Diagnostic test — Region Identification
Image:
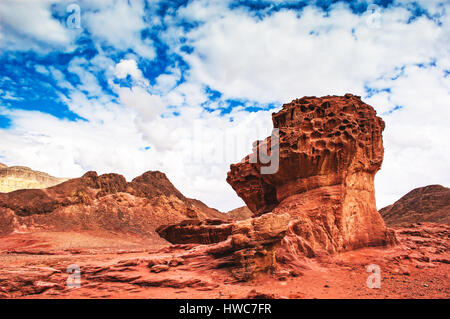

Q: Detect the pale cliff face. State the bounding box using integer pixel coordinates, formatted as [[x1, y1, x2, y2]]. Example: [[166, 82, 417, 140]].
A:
[[0, 165, 67, 193], [227, 95, 393, 257]]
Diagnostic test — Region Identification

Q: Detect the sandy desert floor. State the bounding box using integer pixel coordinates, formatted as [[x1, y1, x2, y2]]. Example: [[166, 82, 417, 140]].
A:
[[0, 223, 448, 299]]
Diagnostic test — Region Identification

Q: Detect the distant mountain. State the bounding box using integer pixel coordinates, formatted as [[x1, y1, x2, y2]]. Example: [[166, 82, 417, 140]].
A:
[[0, 164, 67, 193], [380, 185, 450, 225]]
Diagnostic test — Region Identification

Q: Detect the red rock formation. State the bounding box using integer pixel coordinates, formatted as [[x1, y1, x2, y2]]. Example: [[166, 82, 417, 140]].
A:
[[187, 198, 226, 220], [227, 94, 395, 257], [226, 206, 253, 220], [156, 219, 233, 245], [0, 170, 228, 238], [157, 213, 290, 280], [210, 213, 290, 281], [380, 185, 450, 225]]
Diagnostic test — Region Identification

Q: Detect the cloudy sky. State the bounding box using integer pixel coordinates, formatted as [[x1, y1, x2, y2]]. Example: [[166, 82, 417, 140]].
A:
[[0, 0, 449, 212]]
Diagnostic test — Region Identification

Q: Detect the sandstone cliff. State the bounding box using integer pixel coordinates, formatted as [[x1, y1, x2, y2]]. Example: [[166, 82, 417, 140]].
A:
[[227, 94, 395, 259], [380, 185, 450, 225], [0, 164, 67, 193]]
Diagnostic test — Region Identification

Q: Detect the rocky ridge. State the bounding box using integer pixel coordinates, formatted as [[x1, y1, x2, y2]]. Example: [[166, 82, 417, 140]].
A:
[[380, 185, 450, 226], [0, 170, 228, 241]]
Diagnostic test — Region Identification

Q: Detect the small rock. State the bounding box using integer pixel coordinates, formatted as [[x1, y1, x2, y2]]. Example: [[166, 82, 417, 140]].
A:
[[35, 281, 59, 288], [290, 270, 303, 277], [399, 266, 410, 276], [168, 257, 184, 267], [247, 289, 278, 299], [150, 264, 169, 273]]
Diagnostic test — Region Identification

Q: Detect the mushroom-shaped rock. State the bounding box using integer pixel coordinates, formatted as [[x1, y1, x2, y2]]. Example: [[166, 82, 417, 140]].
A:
[[227, 94, 396, 257]]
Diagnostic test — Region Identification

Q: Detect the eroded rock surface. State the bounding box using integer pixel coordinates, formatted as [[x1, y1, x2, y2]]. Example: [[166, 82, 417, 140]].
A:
[[156, 219, 233, 245], [227, 94, 395, 257], [158, 213, 290, 280]]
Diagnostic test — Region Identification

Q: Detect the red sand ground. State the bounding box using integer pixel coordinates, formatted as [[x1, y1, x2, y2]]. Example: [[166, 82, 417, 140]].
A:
[[0, 223, 448, 299]]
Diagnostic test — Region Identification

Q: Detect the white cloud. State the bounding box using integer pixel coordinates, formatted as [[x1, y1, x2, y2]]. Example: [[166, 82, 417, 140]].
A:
[[114, 59, 142, 79], [116, 86, 165, 121], [372, 64, 450, 207], [83, 0, 156, 59], [0, 0, 76, 52], [113, 58, 149, 86], [68, 57, 103, 97], [34, 65, 50, 75], [169, 0, 450, 209], [175, 2, 443, 104], [0, 108, 149, 179], [153, 67, 181, 94]]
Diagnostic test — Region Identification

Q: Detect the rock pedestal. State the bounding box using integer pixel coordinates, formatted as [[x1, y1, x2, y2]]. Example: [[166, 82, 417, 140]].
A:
[[227, 94, 395, 257]]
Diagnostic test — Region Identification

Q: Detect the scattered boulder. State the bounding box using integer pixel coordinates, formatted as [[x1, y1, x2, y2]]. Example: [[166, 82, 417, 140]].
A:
[[156, 219, 233, 245], [158, 213, 290, 281], [168, 257, 184, 267], [150, 264, 170, 273], [247, 289, 280, 299]]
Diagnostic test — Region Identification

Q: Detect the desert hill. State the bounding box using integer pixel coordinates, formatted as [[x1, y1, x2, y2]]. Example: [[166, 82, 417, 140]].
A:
[[380, 185, 450, 225], [0, 170, 229, 242]]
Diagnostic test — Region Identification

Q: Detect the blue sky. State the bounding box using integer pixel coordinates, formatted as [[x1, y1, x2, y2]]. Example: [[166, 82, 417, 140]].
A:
[[0, 0, 449, 211]]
